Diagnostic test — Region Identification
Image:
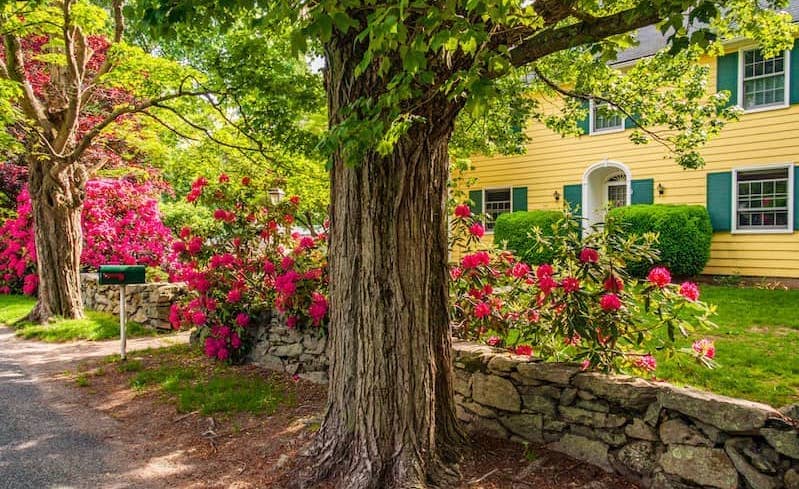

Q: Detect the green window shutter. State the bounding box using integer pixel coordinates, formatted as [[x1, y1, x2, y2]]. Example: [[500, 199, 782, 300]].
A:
[[578, 100, 590, 135], [716, 52, 739, 107], [794, 166, 799, 231], [563, 184, 582, 216], [707, 172, 732, 232], [512, 187, 528, 212], [468, 189, 483, 216], [631, 178, 654, 205], [791, 40, 799, 105], [624, 116, 636, 130]]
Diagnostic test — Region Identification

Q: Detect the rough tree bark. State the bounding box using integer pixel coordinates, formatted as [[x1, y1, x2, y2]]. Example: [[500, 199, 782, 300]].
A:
[[301, 33, 465, 489], [26, 157, 87, 322]]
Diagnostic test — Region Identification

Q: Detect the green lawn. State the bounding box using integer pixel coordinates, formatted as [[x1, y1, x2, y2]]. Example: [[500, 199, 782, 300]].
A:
[[0, 294, 158, 342], [651, 285, 799, 407]]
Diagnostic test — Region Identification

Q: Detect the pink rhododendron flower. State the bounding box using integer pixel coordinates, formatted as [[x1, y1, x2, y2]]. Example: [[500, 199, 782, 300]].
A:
[[216, 347, 229, 361], [168, 304, 182, 329], [647, 267, 671, 288], [230, 333, 242, 349], [538, 275, 557, 295], [692, 338, 715, 359], [191, 310, 207, 326], [172, 241, 186, 253], [281, 256, 295, 270], [536, 264, 553, 279], [235, 313, 250, 327], [21, 274, 38, 296], [514, 345, 533, 356], [286, 316, 298, 329], [308, 293, 328, 325], [454, 204, 471, 218], [474, 301, 491, 319], [486, 336, 501, 346], [227, 288, 242, 303], [188, 237, 203, 255], [527, 309, 540, 323], [510, 262, 530, 278], [450, 267, 463, 280], [468, 223, 485, 238], [263, 260, 275, 274], [680, 281, 700, 301], [579, 247, 599, 263], [299, 237, 315, 250], [580, 359, 591, 371], [634, 355, 657, 372], [561, 277, 580, 293], [599, 293, 622, 312]]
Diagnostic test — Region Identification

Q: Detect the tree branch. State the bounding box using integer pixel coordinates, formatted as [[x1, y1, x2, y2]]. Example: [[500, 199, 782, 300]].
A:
[[508, 5, 663, 67], [532, 67, 675, 152], [70, 88, 210, 160], [54, 0, 85, 153], [2, 33, 55, 136]]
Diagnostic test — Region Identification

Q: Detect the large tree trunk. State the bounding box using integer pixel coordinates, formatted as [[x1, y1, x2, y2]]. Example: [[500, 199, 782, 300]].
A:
[[301, 36, 464, 489], [26, 156, 86, 322]]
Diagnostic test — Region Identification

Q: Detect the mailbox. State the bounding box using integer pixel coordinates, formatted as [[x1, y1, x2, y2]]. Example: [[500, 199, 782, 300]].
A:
[[98, 265, 146, 285]]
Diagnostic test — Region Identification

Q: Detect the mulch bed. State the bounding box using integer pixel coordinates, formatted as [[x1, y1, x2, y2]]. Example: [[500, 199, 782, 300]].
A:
[[68, 349, 639, 489]]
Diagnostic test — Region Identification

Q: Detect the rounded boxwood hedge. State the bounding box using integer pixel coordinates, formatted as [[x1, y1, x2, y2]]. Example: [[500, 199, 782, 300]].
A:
[[493, 210, 562, 265], [607, 204, 712, 278]]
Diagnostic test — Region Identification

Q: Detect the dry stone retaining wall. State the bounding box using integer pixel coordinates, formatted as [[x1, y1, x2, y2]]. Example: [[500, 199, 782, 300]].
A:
[[79, 273, 185, 330], [245, 314, 329, 384], [452, 340, 799, 489]]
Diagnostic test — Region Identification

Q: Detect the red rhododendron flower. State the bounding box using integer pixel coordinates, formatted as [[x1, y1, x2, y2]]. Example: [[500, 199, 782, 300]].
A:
[[526, 309, 540, 323], [511, 262, 530, 278], [461, 251, 490, 269], [564, 333, 581, 346], [308, 292, 328, 325], [633, 354, 657, 372], [191, 310, 207, 326], [450, 267, 463, 280], [599, 293, 622, 311], [647, 266, 671, 288], [227, 288, 242, 303], [289, 195, 300, 205], [235, 313, 250, 327], [286, 316, 298, 329], [679, 281, 700, 301], [579, 247, 599, 263], [188, 237, 203, 255], [454, 204, 471, 218], [561, 277, 580, 293], [218, 174, 230, 183], [603, 275, 624, 293], [22, 274, 38, 296], [241, 176, 251, 186], [468, 223, 485, 238], [514, 345, 533, 356], [486, 336, 501, 346], [692, 338, 715, 359], [538, 275, 557, 295], [179, 226, 191, 239], [474, 301, 491, 318], [536, 264, 553, 279], [172, 241, 186, 253]]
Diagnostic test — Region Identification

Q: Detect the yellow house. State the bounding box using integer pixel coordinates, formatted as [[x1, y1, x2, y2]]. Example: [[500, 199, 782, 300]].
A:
[[464, 21, 799, 279]]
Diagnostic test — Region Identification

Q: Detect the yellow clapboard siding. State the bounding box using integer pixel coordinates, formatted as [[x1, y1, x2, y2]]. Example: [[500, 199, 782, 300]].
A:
[[461, 54, 799, 278]]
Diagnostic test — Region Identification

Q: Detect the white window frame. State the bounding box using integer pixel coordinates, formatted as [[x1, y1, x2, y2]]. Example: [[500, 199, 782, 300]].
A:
[[482, 187, 513, 234], [737, 46, 790, 114], [604, 172, 629, 209], [731, 163, 794, 235], [589, 100, 626, 135]]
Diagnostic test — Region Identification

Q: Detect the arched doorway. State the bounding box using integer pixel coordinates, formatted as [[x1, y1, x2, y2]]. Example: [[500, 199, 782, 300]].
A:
[[582, 160, 632, 230]]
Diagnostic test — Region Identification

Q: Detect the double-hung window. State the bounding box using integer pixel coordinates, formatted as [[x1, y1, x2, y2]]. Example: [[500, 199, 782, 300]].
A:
[[741, 48, 789, 111], [734, 165, 793, 232], [483, 188, 511, 232], [590, 101, 624, 134]]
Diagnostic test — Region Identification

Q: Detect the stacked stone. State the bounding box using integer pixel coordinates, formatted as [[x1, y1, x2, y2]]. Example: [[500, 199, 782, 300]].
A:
[[246, 314, 329, 384], [79, 274, 186, 330], [452, 340, 799, 489]]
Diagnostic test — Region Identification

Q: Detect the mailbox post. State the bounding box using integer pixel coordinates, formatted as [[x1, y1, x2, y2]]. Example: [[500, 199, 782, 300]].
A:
[[98, 265, 146, 360]]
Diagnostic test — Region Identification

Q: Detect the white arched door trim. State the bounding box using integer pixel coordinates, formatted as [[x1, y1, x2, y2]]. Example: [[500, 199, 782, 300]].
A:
[[581, 159, 632, 232]]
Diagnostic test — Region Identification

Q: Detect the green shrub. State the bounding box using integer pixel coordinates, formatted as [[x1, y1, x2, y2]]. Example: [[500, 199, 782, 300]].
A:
[[493, 210, 562, 265], [608, 204, 712, 278], [159, 200, 222, 236]]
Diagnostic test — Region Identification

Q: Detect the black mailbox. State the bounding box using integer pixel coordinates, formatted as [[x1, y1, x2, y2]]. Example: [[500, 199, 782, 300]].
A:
[[98, 265, 146, 285]]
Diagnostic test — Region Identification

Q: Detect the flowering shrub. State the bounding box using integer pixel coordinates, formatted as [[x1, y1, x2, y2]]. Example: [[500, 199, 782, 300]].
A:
[[170, 175, 328, 362], [0, 178, 176, 295], [450, 207, 717, 375]]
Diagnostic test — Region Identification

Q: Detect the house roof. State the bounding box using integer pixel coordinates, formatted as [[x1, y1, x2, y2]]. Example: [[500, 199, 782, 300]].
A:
[[612, 2, 799, 65]]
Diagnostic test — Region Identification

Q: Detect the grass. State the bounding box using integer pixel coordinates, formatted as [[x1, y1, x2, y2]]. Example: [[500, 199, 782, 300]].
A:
[[119, 344, 290, 416], [650, 285, 799, 407], [0, 294, 158, 342]]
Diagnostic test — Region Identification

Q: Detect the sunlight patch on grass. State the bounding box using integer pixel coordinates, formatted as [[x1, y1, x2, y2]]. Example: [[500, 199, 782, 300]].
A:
[[1, 294, 158, 342]]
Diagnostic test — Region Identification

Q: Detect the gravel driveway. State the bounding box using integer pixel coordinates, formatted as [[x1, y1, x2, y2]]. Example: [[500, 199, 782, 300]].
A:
[[0, 327, 189, 489]]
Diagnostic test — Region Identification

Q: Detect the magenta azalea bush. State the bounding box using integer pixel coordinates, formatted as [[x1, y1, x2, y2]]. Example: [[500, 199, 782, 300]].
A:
[[0, 178, 176, 295], [450, 205, 717, 375], [169, 175, 328, 362]]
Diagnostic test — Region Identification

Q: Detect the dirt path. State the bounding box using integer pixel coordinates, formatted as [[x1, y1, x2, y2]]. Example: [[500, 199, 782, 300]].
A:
[[0, 327, 189, 489]]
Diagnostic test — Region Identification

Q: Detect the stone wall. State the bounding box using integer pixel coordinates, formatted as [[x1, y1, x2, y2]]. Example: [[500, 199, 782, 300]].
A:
[[245, 314, 328, 384], [80, 274, 186, 330], [452, 340, 799, 489]]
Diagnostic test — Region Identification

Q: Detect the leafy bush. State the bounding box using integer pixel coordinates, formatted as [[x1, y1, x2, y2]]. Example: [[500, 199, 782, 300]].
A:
[[450, 206, 717, 374], [608, 205, 712, 278], [159, 200, 222, 237], [170, 174, 328, 363], [493, 210, 562, 265]]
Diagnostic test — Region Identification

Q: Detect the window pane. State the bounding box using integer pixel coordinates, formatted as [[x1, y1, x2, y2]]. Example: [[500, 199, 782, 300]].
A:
[[735, 167, 791, 230], [484, 188, 511, 231]]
